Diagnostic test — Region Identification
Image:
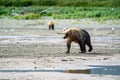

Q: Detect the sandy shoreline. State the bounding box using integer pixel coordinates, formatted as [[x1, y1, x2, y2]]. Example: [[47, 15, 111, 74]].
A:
[[0, 54, 120, 80], [0, 19, 120, 80]]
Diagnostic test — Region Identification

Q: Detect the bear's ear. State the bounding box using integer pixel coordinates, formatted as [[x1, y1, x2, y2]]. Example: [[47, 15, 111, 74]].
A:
[[67, 30, 72, 35], [63, 28, 71, 34]]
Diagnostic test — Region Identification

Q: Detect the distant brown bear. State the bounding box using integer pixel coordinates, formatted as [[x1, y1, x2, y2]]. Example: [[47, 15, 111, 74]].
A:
[[63, 28, 93, 54], [48, 21, 54, 30]]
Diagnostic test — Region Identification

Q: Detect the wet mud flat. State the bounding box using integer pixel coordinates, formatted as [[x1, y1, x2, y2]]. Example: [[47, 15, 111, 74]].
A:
[[0, 29, 120, 58], [0, 19, 120, 80]]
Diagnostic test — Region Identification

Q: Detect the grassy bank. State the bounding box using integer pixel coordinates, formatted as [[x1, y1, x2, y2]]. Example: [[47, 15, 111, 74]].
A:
[[0, 0, 120, 7], [0, 6, 120, 20]]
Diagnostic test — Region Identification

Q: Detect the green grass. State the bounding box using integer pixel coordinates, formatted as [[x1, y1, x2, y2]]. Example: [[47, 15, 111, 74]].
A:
[[51, 7, 120, 20], [0, 0, 120, 7], [0, 6, 120, 20]]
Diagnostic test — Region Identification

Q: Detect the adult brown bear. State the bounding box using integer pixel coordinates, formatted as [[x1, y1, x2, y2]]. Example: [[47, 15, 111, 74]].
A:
[[63, 28, 93, 54], [48, 21, 54, 30]]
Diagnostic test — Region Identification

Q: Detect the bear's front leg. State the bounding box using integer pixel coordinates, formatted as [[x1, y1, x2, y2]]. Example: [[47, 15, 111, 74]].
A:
[[52, 24, 54, 30], [66, 42, 71, 54], [49, 25, 51, 30]]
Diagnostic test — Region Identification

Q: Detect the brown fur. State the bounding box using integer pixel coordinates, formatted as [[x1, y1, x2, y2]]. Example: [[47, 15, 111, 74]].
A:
[[48, 21, 54, 30], [63, 28, 93, 54]]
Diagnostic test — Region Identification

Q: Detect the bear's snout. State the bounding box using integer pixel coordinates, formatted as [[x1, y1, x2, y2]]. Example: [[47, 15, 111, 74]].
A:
[[63, 33, 68, 39], [63, 36, 66, 39], [63, 35, 68, 39]]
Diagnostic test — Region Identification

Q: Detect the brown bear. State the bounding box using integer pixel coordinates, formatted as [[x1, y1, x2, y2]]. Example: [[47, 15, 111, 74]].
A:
[[48, 21, 54, 30], [63, 28, 93, 54]]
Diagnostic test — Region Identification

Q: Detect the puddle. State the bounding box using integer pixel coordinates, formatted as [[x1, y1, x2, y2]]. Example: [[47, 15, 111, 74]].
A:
[[0, 65, 119, 75], [89, 65, 120, 75], [68, 65, 120, 75], [0, 36, 120, 40], [0, 36, 120, 43], [67, 65, 120, 75], [0, 36, 64, 44], [0, 36, 62, 39], [0, 36, 119, 41]]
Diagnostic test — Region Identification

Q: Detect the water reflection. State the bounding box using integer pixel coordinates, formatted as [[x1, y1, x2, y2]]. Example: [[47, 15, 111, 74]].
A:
[[66, 69, 90, 74]]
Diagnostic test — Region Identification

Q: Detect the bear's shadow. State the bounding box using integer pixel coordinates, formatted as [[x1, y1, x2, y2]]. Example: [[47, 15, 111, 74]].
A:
[[69, 52, 109, 56]]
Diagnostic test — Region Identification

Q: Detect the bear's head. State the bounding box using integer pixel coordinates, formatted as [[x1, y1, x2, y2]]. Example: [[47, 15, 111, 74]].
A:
[[63, 28, 72, 39], [48, 21, 54, 26], [63, 28, 81, 40]]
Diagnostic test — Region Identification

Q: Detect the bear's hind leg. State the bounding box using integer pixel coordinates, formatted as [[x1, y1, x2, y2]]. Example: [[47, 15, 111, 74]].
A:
[[79, 42, 86, 53], [86, 40, 93, 52], [83, 42, 86, 52]]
